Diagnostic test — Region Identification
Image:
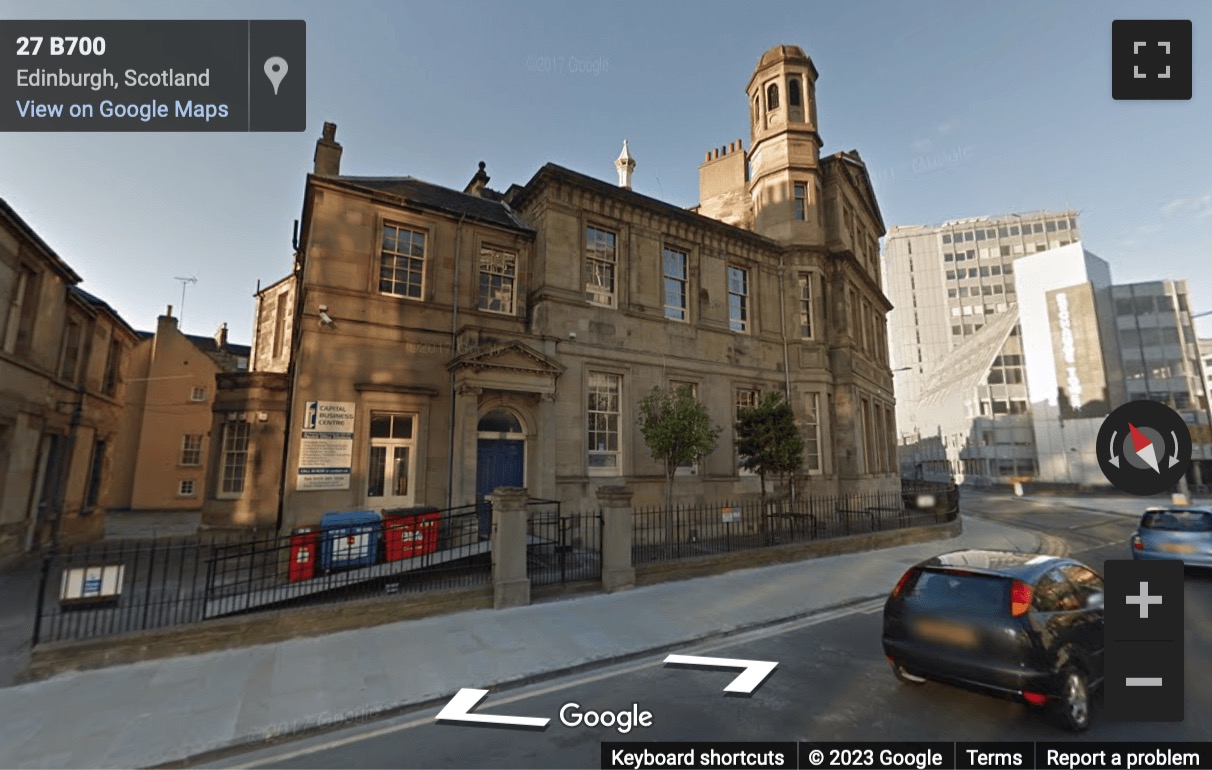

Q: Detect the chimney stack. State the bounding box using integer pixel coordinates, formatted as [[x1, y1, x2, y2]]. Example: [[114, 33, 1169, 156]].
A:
[[615, 140, 635, 190], [157, 305, 179, 336], [313, 122, 342, 176], [215, 322, 228, 350]]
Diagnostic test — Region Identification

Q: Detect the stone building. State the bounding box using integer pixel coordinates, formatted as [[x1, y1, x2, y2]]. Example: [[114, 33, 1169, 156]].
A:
[[0, 199, 139, 562], [203, 45, 899, 532], [109, 309, 250, 513]]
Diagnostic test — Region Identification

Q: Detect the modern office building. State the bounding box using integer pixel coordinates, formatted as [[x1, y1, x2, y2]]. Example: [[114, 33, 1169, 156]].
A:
[[1199, 338, 1212, 410], [884, 210, 1081, 483], [888, 223, 1212, 487], [1111, 280, 1212, 483], [1013, 244, 1123, 486]]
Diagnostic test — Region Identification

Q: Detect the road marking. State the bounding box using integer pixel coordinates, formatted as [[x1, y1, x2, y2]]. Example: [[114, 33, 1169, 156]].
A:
[[224, 597, 884, 768], [662, 655, 778, 694], [1127, 677, 1163, 687], [434, 688, 549, 728]]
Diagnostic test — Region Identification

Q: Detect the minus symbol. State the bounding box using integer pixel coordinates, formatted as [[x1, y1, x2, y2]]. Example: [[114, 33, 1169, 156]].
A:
[[1126, 677, 1164, 687]]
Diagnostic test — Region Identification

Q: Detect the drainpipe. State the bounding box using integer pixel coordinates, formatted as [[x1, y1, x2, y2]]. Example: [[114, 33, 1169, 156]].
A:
[[48, 385, 85, 552], [778, 255, 795, 510], [446, 212, 468, 510], [277, 226, 305, 535]]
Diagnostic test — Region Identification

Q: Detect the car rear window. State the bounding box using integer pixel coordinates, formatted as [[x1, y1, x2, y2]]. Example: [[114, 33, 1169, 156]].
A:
[[1141, 511, 1212, 532], [905, 569, 1008, 615]]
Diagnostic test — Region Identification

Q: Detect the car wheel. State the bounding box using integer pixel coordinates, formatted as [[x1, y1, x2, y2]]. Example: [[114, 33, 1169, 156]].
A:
[[1052, 667, 1090, 732], [890, 661, 926, 685]]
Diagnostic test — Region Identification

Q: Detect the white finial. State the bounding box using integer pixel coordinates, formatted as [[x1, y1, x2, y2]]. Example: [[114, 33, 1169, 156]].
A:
[[615, 139, 635, 189]]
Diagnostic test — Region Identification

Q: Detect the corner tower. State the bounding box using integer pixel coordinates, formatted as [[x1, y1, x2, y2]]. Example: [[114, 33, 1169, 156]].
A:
[[746, 45, 823, 244]]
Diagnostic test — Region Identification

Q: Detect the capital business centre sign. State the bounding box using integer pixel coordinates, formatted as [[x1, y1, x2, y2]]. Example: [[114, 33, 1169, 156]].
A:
[[1046, 285, 1110, 419], [297, 401, 355, 491]]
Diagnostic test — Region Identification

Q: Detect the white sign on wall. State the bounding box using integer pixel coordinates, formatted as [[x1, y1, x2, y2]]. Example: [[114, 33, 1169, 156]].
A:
[[1054, 292, 1084, 411], [297, 401, 355, 491]]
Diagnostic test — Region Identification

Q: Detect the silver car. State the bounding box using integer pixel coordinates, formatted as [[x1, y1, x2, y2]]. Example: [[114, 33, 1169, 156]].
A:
[[1130, 507, 1212, 567]]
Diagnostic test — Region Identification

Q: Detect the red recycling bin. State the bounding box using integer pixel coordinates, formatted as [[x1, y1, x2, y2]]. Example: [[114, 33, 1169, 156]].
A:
[[289, 526, 318, 582], [383, 509, 441, 561]]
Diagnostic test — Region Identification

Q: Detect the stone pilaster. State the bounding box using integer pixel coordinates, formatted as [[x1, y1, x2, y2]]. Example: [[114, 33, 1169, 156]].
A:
[[596, 485, 635, 592], [451, 384, 480, 506], [490, 486, 530, 609], [533, 392, 557, 500]]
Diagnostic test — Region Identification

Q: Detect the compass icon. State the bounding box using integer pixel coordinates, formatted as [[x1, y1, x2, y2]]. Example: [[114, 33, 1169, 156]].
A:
[[1098, 400, 1192, 495]]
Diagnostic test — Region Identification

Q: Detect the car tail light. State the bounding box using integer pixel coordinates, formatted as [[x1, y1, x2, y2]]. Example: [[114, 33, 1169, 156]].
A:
[[1022, 691, 1047, 706], [1010, 580, 1033, 617], [892, 569, 916, 598], [1132, 533, 1143, 550]]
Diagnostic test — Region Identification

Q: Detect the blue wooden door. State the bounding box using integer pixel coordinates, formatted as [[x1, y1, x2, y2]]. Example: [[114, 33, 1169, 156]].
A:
[[476, 439, 524, 535]]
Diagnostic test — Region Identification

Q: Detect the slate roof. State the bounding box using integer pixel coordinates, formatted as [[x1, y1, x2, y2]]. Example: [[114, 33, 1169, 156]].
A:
[[0, 197, 82, 283], [323, 175, 532, 232], [506, 163, 779, 250], [134, 329, 251, 361], [69, 287, 138, 337]]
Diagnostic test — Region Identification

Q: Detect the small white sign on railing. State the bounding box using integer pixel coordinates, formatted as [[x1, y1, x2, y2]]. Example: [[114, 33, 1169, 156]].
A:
[[60, 565, 125, 603], [721, 507, 741, 523], [915, 494, 936, 509]]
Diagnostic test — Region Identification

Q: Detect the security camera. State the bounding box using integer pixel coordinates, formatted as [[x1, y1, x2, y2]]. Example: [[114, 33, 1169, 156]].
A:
[[568, 331, 576, 339], [318, 310, 334, 326]]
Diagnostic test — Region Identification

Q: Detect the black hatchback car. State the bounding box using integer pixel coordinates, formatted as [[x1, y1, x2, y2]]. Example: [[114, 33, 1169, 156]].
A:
[[882, 550, 1105, 731]]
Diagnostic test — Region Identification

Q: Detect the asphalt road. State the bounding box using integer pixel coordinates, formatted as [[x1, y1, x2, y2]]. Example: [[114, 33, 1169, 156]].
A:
[[211, 495, 1212, 769]]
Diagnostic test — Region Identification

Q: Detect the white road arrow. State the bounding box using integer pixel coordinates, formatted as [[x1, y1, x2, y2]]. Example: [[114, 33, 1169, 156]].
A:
[[663, 654, 778, 694], [434, 688, 550, 728]]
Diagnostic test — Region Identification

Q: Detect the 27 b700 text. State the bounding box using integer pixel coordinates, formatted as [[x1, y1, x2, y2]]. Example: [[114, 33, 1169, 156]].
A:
[[16, 37, 107, 56]]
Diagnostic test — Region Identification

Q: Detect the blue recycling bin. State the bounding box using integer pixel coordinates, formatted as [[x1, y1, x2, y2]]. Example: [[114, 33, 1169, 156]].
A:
[[319, 510, 382, 571]]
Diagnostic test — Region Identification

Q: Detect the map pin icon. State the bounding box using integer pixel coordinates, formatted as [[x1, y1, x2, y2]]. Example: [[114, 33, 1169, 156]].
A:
[[264, 56, 288, 95]]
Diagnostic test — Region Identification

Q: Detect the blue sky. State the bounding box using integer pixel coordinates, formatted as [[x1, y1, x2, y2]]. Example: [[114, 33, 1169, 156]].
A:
[[4, 0, 1211, 343]]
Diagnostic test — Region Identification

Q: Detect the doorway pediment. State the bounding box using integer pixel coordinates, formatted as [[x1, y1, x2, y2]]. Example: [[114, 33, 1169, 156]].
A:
[[448, 340, 563, 395]]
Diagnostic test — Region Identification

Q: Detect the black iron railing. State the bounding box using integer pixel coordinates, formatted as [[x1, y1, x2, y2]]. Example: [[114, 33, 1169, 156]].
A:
[[32, 504, 491, 645], [631, 481, 959, 566]]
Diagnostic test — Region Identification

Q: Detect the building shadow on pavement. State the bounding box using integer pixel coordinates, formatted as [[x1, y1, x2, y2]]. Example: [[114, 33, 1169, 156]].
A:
[[0, 565, 38, 688]]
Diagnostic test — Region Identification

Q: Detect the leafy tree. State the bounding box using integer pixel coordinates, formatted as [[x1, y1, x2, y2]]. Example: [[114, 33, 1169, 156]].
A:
[[736, 391, 804, 529], [637, 385, 721, 518]]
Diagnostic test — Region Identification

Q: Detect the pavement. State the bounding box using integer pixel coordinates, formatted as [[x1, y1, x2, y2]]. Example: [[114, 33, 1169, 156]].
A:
[[0, 514, 1053, 770]]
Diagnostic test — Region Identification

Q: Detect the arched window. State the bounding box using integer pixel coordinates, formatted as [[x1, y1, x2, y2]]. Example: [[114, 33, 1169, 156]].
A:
[[766, 83, 780, 110], [753, 95, 760, 122], [788, 78, 801, 107], [478, 409, 522, 434]]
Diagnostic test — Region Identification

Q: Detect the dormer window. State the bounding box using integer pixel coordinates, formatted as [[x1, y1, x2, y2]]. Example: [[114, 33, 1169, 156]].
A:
[[766, 83, 780, 110], [789, 78, 801, 107]]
